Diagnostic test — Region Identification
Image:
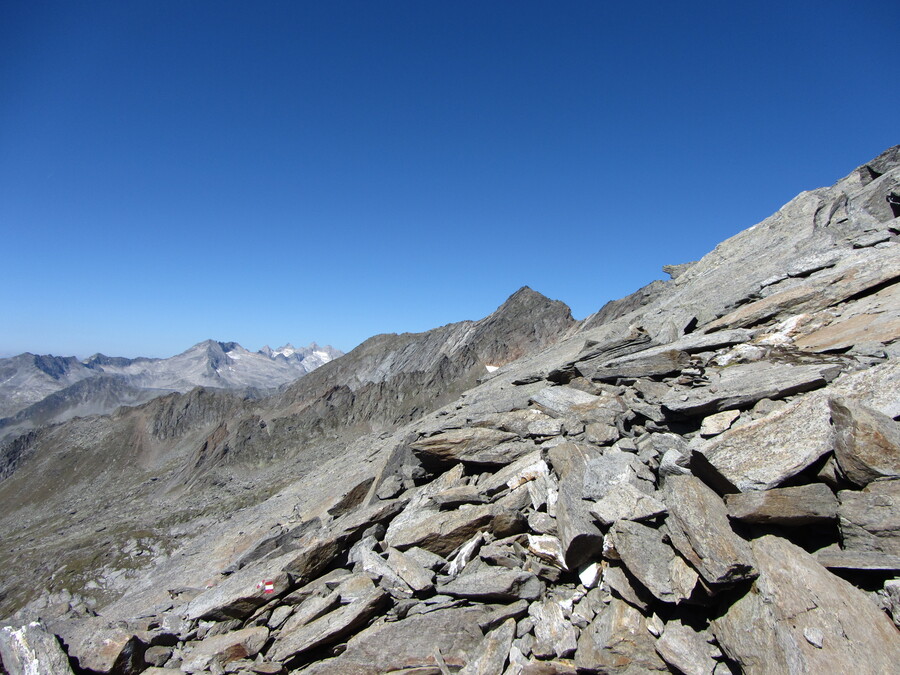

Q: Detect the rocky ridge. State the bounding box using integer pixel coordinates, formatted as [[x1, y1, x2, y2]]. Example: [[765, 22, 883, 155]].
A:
[[0, 341, 342, 446], [1, 147, 900, 673]]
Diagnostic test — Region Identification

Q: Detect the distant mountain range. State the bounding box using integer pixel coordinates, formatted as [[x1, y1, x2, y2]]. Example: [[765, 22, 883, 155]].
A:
[[0, 340, 341, 443]]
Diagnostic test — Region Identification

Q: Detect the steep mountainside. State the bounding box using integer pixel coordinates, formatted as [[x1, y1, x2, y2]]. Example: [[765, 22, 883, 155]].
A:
[[1, 147, 899, 674]]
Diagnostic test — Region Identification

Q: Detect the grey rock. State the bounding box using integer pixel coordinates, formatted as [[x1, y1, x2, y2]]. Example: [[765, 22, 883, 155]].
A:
[[459, 618, 516, 675], [601, 564, 654, 612], [386, 547, 435, 593], [530, 386, 602, 418], [838, 479, 900, 556], [385, 501, 496, 556], [574, 597, 667, 672], [607, 520, 698, 604], [185, 554, 293, 622], [582, 450, 655, 500], [662, 361, 836, 418], [830, 398, 900, 486], [431, 485, 490, 508], [583, 422, 619, 445], [45, 617, 147, 675], [181, 626, 269, 673], [0, 621, 75, 675], [713, 535, 900, 673], [664, 476, 757, 586], [410, 428, 521, 467], [359, 548, 414, 598], [693, 392, 834, 492], [590, 482, 667, 526], [267, 604, 293, 629], [269, 575, 388, 662], [554, 454, 605, 569], [698, 409, 741, 437], [478, 600, 530, 632], [815, 547, 900, 572], [725, 483, 838, 525], [296, 606, 492, 674], [578, 349, 691, 382], [530, 598, 578, 658], [438, 568, 541, 602], [655, 620, 717, 675]]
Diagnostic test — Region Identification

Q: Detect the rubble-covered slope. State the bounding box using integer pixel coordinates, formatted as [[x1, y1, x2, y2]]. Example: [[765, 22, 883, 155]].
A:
[[2, 147, 900, 674]]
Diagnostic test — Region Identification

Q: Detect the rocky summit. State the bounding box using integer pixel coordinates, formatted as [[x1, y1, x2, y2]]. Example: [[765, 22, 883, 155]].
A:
[[1, 147, 899, 674]]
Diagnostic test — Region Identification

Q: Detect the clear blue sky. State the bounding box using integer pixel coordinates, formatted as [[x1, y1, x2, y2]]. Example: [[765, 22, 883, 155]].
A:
[[2, 1, 897, 358]]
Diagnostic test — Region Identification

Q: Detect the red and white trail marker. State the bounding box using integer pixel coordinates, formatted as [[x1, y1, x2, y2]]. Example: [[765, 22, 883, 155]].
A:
[[256, 580, 275, 594]]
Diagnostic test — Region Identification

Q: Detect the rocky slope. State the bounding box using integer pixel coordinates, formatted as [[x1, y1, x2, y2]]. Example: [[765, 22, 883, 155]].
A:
[[1, 147, 899, 674]]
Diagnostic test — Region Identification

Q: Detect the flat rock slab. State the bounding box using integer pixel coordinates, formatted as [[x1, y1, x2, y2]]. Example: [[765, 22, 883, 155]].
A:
[[725, 483, 838, 525], [699, 409, 741, 437], [385, 502, 497, 556], [815, 547, 900, 572], [713, 535, 900, 674], [577, 349, 690, 382], [295, 606, 495, 675], [608, 520, 698, 604], [530, 386, 601, 418], [410, 428, 520, 467], [693, 392, 834, 492], [182, 626, 269, 673], [438, 568, 541, 602], [830, 398, 900, 486], [663, 476, 756, 586], [662, 361, 836, 418], [0, 621, 75, 675], [185, 554, 293, 621]]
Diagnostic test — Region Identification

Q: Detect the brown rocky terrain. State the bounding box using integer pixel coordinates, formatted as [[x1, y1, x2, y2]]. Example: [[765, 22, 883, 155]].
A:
[[1, 146, 899, 673]]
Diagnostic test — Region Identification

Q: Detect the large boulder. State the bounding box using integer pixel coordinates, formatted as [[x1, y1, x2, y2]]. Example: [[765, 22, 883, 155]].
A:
[[713, 535, 900, 673]]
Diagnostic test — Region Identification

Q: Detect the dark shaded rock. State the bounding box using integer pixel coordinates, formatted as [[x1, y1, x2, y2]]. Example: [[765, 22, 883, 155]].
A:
[[554, 449, 605, 569], [830, 398, 900, 486], [663, 476, 757, 586], [725, 483, 838, 525], [713, 535, 900, 673]]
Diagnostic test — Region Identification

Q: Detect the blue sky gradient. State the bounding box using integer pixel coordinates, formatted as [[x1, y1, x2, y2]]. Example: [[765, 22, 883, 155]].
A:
[[2, 1, 898, 358]]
